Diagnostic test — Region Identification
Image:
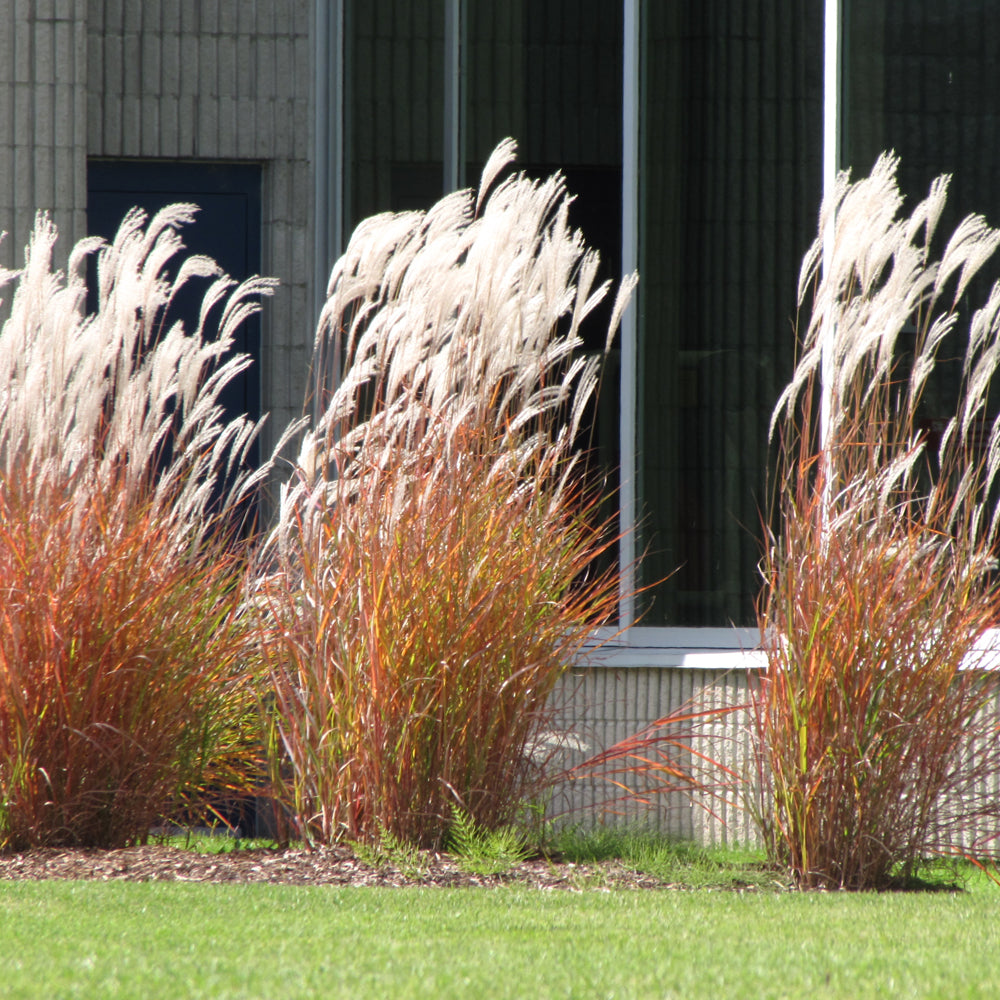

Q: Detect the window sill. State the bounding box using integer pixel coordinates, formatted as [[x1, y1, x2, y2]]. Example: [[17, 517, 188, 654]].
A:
[[579, 626, 1000, 671], [580, 626, 766, 670]]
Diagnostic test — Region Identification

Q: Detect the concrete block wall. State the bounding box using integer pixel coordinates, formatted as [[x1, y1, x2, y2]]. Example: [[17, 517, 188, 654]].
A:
[[86, 0, 314, 459], [548, 665, 1000, 851], [547, 666, 758, 846], [0, 0, 89, 269], [0, 0, 315, 459]]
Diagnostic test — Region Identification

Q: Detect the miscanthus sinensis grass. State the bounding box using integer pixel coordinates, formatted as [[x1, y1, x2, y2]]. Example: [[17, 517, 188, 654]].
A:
[[0, 207, 291, 848], [255, 139, 636, 849], [756, 152, 1000, 888]]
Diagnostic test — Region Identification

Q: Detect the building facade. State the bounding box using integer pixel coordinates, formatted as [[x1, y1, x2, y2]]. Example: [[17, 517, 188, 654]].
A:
[[3, 0, 998, 834], [1, 0, 314, 463]]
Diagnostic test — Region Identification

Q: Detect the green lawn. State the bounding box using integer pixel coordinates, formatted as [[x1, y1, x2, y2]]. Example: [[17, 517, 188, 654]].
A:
[[1, 879, 999, 999]]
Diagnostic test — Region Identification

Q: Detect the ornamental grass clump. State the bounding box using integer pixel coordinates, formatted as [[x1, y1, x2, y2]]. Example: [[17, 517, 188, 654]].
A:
[[255, 139, 635, 849], [755, 153, 1000, 889], [0, 208, 279, 849]]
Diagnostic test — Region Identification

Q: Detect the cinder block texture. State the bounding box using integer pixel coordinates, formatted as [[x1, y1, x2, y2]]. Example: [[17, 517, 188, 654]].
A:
[[0, 0, 315, 459], [546, 667, 758, 844], [86, 0, 314, 457], [0, 0, 88, 270]]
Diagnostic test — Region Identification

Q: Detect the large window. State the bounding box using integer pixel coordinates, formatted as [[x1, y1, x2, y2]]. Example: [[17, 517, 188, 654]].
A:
[[332, 0, 846, 641], [464, 0, 624, 564], [636, 3, 823, 626], [841, 1, 1000, 428], [343, 0, 446, 221], [340, 0, 625, 569]]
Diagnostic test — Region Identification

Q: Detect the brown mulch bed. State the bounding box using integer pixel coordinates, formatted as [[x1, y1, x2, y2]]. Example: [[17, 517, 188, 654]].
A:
[[0, 844, 673, 890]]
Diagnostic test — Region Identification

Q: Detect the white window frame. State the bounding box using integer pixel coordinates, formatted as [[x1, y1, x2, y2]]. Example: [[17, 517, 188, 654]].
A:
[[602, 0, 1000, 670], [322, 0, 1000, 671], [431, 0, 802, 668], [594, 0, 810, 668], [312, 0, 345, 421]]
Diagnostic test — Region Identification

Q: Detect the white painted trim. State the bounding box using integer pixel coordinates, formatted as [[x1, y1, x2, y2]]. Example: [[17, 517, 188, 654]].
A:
[[588, 625, 760, 649], [581, 644, 768, 671], [823, 0, 841, 204], [619, 0, 640, 629], [312, 0, 344, 411], [312, 0, 344, 316], [581, 623, 766, 671], [443, 0, 463, 193], [581, 627, 1000, 672], [628, 626, 760, 649], [332, 0, 344, 262], [819, 0, 840, 464]]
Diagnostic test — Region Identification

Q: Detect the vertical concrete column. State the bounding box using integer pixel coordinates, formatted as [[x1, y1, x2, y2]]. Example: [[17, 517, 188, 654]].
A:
[[0, 0, 88, 271]]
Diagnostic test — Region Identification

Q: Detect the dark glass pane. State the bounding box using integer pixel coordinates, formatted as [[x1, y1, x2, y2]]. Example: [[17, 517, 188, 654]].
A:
[[345, 0, 446, 231], [87, 161, 263, 518], [465, 0, 624, 559], [843, 1, 1000, 423], [638, 1, 824, 625]]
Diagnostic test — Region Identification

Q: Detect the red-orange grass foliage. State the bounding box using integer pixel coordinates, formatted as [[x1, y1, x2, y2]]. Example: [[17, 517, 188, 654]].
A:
[[256, 140, 636, 848], [256, 427, 619, 849], [754, 446, 1000, 888], [0, 207, 288, 849], [559, 700, 744, 832], [754, 155, 1000, 889], [0, 470, 256, 849]]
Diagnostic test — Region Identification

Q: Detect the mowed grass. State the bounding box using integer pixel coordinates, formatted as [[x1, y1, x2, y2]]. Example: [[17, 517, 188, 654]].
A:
[[1, 876, 999, 999]]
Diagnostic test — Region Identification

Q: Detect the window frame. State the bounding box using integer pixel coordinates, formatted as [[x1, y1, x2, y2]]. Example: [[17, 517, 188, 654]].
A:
[[608, 0, 837, 664], [435, 0, 827, 666], [330, 0, 1000, 670]]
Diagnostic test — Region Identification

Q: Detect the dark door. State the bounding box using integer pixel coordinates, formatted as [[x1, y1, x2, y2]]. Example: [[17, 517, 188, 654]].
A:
[[87, 160, 263, 467]]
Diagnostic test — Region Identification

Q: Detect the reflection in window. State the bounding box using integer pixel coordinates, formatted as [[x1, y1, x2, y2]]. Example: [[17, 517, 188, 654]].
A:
[[637, 2, 823, 625], [843, 1, 1000, 428], [464, 0, 624, 557], [345, 0, 445, 228], [341, 1, 829, 629]]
